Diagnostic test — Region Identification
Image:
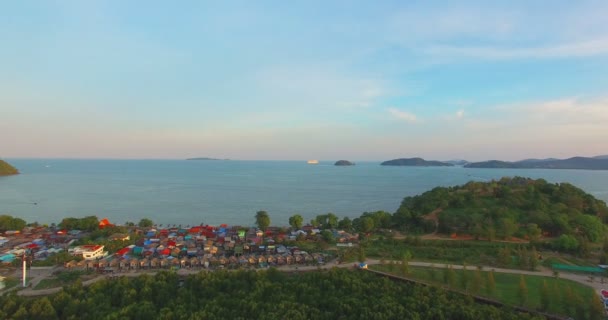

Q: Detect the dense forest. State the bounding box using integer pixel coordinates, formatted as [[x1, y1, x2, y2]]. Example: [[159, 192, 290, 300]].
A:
[[388, 177, 608, 244], [0, 269, 542, 320], [0, 160, 19, 176]]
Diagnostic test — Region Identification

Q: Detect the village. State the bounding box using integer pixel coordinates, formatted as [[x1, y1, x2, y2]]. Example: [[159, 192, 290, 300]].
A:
[[0, 216, 360, 286]]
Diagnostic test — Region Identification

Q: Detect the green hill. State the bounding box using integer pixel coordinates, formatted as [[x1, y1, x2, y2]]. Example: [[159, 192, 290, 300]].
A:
[[0, 160, 19, 176], [392, 177, 608, 243]]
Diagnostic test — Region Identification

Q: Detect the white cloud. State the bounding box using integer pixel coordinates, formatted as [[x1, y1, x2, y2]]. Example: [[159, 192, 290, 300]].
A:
[[455, 109, 465, 120], [388, 108, 418, 123]]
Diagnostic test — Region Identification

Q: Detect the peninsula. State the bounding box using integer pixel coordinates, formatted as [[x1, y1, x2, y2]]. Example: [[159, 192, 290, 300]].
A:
[[0, 159, 19, 176], [381, 157, 453, 167], [465, 156, 608, 170]]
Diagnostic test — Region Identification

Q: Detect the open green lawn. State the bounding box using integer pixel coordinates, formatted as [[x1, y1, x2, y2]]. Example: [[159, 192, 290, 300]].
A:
[[370, 264, 597, 317], [1, 277, 21, 290], [365, 237, 522, 267], [33, 278, 63, 290], [33, 270, 93, 290]]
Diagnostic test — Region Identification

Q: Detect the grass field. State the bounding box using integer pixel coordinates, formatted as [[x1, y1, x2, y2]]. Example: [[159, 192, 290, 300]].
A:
[[33, 270, 93, 290], [370, 264, 597, 317]]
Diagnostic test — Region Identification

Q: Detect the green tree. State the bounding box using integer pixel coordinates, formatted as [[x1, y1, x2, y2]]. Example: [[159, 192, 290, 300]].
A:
[[138, 218, 154, 228], [539, 280, 550, 311], [590, 291, 606, 320], [326, 213, 338, 229], [28, 297, 57, 320], [526, 223, 542, 242], [288, 214, 304, 230], [470, 269, 483, 295], [338, 217, 352, 231], [529, 246, 539, 270], [320, 230, 335, 243], [517, 275, 528, 306], [499, 218, 518, 240], [359, 217, 374, 233], [0, 215, 27, 231], [486, 270, 496, 295], [255, 211, 270, 231], [400, 251, 411, 276], [497, 247, 511, 267], [443, 265, 456, 288], [553, 234, 579, 251]]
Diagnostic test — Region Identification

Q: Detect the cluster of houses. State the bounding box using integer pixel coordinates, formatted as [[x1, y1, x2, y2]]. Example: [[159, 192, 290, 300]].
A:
[[0, 227, 76, 265], [0, 220, 358, 273], [64, 225, 338, 272]]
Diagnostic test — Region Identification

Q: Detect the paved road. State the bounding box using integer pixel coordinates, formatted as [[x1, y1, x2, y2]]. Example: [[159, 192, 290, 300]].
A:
[[14, 259, 607, 297]]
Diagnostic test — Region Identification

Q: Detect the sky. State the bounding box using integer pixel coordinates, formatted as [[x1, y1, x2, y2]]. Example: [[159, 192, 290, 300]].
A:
[[1, 1, 607, 161]]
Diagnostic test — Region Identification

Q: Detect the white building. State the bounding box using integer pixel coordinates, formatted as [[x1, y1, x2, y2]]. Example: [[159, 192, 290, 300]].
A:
[[70, 245, 106, 260]]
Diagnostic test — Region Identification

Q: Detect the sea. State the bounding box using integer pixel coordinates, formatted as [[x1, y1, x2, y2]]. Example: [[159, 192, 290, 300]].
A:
[[1, 159, 608, 227]]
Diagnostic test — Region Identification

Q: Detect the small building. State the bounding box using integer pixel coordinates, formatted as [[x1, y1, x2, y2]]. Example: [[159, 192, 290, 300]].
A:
[[70, 245, 106, 260]]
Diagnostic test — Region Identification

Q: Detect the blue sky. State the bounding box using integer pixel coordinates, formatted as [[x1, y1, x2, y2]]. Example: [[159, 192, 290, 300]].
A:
[[1, 1, 607, 161]]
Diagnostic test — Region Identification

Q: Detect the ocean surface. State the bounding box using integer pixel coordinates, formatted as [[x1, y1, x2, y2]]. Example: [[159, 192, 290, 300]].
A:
[[1, 159, 608, 227]]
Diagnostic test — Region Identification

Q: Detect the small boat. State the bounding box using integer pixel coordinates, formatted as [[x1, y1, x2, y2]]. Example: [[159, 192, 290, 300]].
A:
[[307, 160, 319, 165]]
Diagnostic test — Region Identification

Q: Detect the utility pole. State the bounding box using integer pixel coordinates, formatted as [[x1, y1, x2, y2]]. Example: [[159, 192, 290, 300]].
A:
[[22, 253, 27, 287]]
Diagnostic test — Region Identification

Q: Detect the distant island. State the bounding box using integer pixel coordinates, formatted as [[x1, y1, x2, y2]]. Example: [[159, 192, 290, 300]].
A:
[[465, 156, 608, 170], [381, 157, 453, 167], [444, 159, 469, 166], [0, 159, 19, 176], [186, 157, 229, 161], [334, 160, 355, 166]]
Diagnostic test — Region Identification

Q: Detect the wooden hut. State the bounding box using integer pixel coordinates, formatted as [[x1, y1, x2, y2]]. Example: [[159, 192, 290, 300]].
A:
[[266, 255, 275, 264], [276, 255, 286, 265], [139, 258, 150, 269], [218, 257, 227, 266], [119, 259, 129, 270], [189, 256, 199, 268], [285, 255, 294, 265], [109, 259, 119, 268], [150, 258, 159, 268], [294, 255, 304, 264], [257, 256, 267, 264], [160, 258, 169, 268], [64, 260, 77, 269], [304, 254, 314, 263], [130, 258, 139, 269]]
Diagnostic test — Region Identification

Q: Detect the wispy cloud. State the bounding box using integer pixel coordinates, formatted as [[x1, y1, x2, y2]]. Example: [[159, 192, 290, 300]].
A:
[[388, 108, 418, 123], [425, 38, 608, 60], [455, 109, 465, 120]]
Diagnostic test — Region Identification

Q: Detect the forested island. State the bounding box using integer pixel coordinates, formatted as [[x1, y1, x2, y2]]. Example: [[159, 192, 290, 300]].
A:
[[381, 157, 453, 167], [0, 160, 19, 176], [334, 160, 355, 166], [465, 156, 608, 170]]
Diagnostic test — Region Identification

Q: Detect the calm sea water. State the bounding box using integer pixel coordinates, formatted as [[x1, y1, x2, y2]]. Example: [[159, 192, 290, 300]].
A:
[[1, 159, 608, 227]]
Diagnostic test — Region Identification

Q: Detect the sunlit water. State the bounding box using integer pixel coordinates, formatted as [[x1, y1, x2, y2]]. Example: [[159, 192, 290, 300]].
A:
[[1, 159, 607, 226]]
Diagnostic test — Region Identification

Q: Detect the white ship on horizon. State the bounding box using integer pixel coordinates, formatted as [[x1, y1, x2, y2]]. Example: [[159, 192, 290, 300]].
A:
[[307, 160, 319, 164]]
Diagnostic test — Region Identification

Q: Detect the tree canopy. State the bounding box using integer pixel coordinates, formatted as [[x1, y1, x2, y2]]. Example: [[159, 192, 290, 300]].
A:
[[288, 214, 303, 230], [0, 269, 542, 320], [138, 218, 154, 228], [386, 177, 608, 242], [58, 216, 99, 232], [255, 211, 270, 231], [0, 215, 26, 232]]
